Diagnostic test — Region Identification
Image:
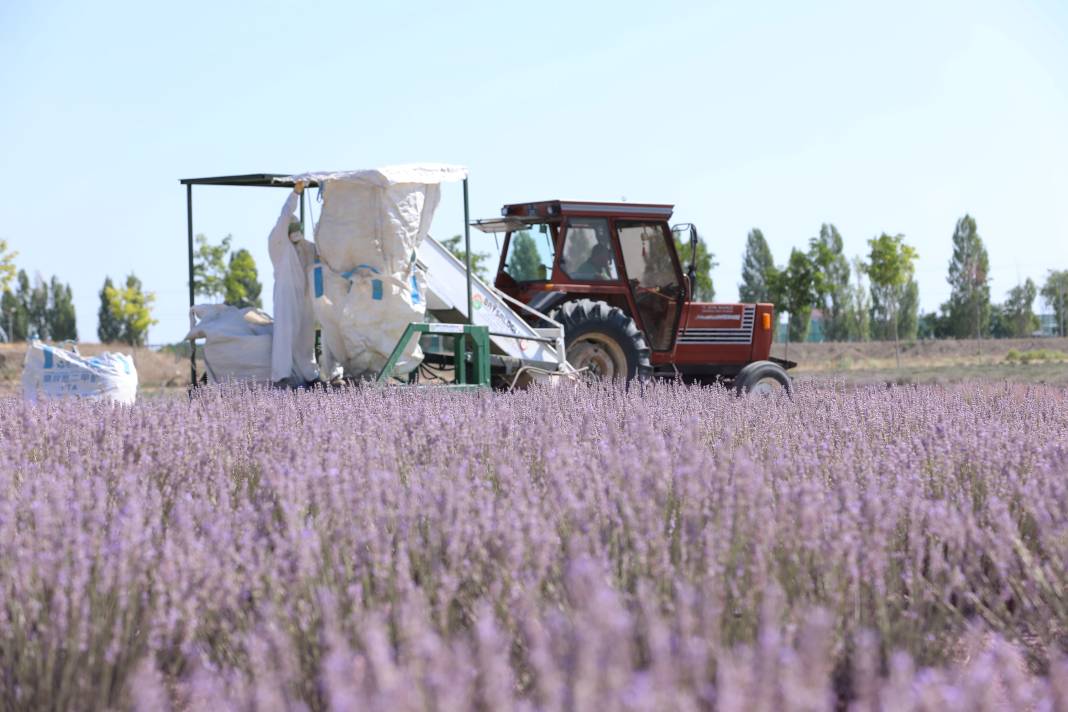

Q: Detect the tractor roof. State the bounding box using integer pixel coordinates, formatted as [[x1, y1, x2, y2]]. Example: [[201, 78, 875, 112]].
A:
[[501, 200, 674, 220]]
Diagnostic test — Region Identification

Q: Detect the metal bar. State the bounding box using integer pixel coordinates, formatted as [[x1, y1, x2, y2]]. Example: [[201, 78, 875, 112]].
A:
[[375, 322, 425, 383], [487, 331, 556, 344], [186, 184, 197, 387], [463, 178, 473, 324], [453, 331, 466, 385], [300, 192, 305, 230]]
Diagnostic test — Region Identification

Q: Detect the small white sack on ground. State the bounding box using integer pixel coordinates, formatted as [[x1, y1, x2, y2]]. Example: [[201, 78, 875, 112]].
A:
[[22, 340, 138, 404], [185, 304, 274, 384], [285, 164, 466, 378]]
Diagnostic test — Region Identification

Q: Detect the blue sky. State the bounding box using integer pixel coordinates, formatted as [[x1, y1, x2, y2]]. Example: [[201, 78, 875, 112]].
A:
[[2, 0, 1066, 343]]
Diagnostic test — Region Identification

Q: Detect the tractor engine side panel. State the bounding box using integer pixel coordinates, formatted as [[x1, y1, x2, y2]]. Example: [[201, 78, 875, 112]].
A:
[[669, 303, 775, 366]]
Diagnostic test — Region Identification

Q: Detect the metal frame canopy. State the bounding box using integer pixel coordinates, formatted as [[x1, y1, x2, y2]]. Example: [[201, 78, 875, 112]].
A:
[[179, 171, 474, 386]]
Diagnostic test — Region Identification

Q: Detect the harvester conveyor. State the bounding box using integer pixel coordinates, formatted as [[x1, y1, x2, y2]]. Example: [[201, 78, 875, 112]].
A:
[[418, 235, 571, 375]]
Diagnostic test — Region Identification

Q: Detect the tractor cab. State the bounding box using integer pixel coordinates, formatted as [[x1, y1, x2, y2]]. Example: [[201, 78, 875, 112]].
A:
[[479, 201, 686, 352], [475, 200, 790, 389]]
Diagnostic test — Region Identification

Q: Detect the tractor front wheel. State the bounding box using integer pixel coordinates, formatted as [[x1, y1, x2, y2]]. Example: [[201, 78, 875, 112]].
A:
[[552, 300, 652, 382], [734, 360, 792, 396]]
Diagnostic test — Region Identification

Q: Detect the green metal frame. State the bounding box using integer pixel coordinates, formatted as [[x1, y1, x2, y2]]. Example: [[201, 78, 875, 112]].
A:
[[376, 322, 490, 387]]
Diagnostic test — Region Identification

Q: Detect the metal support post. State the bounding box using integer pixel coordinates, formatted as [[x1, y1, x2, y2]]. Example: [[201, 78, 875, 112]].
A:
[[186, 184, 197, 387], [453, 332, 466, 385], [463, 178, 473, 324]]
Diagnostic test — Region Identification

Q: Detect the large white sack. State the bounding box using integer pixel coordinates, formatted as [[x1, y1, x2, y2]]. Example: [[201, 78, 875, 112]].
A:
[[22, 341, 138, 405], [185, 304, 274, 384], [286, 164, 466, 377], [314, 264, 427, 377]]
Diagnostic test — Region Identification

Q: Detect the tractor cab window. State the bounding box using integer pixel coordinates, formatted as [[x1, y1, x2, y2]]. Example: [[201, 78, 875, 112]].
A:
[[617, 222, 681, 350], [561, 218, 618, 281], [502, 225, 555, 282]]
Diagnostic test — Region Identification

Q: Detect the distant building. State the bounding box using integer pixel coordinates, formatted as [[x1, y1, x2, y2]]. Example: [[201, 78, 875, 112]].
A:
[[1038, 313, 1060, 337], [775, 309, 826, 343]]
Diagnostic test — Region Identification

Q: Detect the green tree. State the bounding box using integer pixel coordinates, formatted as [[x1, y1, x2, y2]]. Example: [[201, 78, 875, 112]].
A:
[[97, 276, 123, 343], [5, 271, 31, 340], [739, 228, 775, 303], [28, 274, 50, 340], [0, 239, 17, 295], [945, 215, 990, 340], [674, 232, 717, 300], [808, 224, 851, 341], [46, 277, 77, 341], [443, 234, 492, 280], [224, 248, 263, 308], [918, 307, 951, 340], [863, 233, 918, 367], [104, 273, 157, 346], [845, 256, 871, 341], [504, 231, 543, 282], [1041, 270, 1068, 337], [897, 278, 919, 341], [1001, 278, 1039, 338], [193, 233, 232, 301], [770, 248, 818, 343]]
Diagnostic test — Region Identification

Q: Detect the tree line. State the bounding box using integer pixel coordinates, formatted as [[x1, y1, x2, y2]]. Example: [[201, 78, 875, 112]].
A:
[[738, 214, 1068, 345]]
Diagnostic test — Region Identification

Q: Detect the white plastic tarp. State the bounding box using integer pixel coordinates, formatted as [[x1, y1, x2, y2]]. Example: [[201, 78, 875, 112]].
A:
[[283, 164, 467, 377], [22, 340, 138, 405], [185, 304, 274, 384]]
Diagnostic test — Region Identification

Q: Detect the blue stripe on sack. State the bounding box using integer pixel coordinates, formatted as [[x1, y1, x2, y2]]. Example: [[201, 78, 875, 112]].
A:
[[43, 346, 53, 369], [371, 279, 383, 300], [314, 265, 323, 298], [410, 275, 420, 304]]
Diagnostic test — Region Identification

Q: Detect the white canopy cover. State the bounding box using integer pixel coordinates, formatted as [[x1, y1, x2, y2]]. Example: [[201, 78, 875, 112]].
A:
[[281, 164, 467, 378]]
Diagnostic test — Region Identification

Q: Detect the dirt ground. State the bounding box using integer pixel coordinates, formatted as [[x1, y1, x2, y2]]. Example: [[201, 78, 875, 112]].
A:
[[2, 337, 1067, 397], [777, 336, 1068, 385]]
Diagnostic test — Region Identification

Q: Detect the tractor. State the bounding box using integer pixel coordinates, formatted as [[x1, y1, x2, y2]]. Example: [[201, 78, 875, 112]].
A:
[[475, 200, 795, 392]]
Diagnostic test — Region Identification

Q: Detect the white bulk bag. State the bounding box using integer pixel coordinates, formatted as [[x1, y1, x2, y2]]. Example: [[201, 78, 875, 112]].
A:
[[22, 340, 138, 405], [287, 164, 466, 377], [185, 304, 274, 384]]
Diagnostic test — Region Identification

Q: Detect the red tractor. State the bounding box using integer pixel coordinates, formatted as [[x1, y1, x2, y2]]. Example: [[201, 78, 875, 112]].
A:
[[476, 200, 795, 392]]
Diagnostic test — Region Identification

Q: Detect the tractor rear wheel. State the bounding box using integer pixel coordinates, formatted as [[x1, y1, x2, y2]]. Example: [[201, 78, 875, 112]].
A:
[[551, 300, 652, 382], [734, 360, 792, 396]]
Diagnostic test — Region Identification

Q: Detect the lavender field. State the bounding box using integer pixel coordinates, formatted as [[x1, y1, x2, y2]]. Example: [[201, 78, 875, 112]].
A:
[[2, 382, 1068, 711]]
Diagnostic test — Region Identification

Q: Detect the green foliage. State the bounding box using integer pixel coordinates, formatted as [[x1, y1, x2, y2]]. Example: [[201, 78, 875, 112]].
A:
[[999, 278, 1040, 338], [504, 231, 543, 282], [1041, 270, 1068, 337], [0, 239, 17, 294], [808, 224, 851, 341], [46, 277, 77, 341], [897, 278, 919, 341], [224, 248, 263, 309], [28, 277, 49, 339], [770, 248, 818, 342], [193, 233, 232, 301], [674, 232, 717, 301], [3, 271, 30, 340], [103, 273, 157, 347], [945, 215, 990, 339], [2, 270, 77, 342], [845, 256, 871, 341], [1004, 348, 1068, 364], [739, 228, 775, 303], [863, 233, 917, 345], [97, 276, 123, 343], [918, 308, 951, 340], [443, 234, 492, 280]]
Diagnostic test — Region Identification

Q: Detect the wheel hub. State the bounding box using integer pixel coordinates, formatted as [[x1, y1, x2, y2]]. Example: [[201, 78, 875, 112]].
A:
[[567, 333, 626, 380]]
